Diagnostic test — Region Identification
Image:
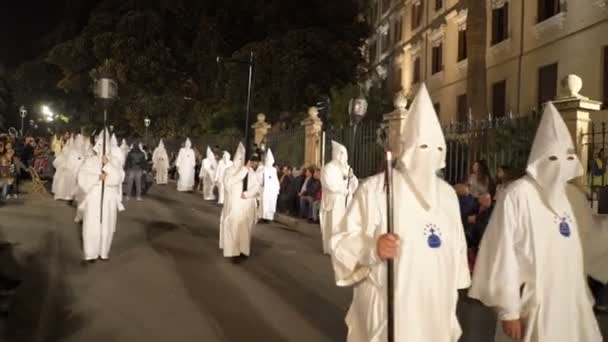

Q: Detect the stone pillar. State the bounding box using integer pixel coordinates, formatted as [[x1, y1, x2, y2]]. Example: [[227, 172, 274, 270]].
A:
[[252, 113, 271, 146], [552, 74, 603, 186], [382, 91, 409, 156], [301, 106, 323, 167]]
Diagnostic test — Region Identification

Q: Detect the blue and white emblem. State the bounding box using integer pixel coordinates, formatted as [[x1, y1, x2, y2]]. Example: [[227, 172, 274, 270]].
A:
[[554, 214, 572, 238], [424, 224, 442, 248]]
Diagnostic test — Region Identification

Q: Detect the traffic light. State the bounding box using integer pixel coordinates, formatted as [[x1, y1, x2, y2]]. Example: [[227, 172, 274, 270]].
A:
[[316, 95, 331, 126]]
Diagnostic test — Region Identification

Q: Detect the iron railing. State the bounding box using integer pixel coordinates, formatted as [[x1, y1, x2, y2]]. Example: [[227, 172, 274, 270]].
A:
[[323, 121, 385, 178], [265, 125, 306, 168], [442, 112, 541, 184]]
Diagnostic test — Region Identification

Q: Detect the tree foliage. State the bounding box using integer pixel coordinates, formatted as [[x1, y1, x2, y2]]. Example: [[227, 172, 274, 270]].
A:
[[7, 0, 368, 137]]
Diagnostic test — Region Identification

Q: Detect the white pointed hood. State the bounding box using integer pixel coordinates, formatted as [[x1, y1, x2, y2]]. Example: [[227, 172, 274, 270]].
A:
[[265, 148, 276, 167], [184, 138, 192, 149], [111, 133, 119, 148], [93, 129, 111, 156], [206, 146, 217, 168], [398, 84, 446, 210], [158, 139, 165, 149], [331, 140, 349, 168], [526, 102, 583, 214], [73, 134, 84, 153], [233, 142, 246, 167], [222, 151, 231, 162]]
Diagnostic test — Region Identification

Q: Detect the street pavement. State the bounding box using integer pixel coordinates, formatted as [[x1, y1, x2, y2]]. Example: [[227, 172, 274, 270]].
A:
[[0, 184, 606, 342]]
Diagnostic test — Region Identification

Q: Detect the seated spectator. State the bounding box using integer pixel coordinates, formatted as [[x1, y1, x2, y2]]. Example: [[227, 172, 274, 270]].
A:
[[298, 166, 320, 219]]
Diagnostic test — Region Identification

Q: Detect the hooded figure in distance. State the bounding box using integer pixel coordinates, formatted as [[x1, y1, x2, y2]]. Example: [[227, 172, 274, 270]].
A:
[[152, 139, 169, 185], [175, 138, 196, 192], [215, 151, 233, 204], [469, 102, 608, 342], [200, 146, 218, 200], [320, 141, 358, 254], [258, 148, 280, 222], [330, 84, 470, 342]]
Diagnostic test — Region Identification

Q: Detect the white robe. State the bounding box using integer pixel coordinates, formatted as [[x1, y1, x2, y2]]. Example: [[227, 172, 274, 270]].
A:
[[200, 159, 217, 200], [320, 161, 358, 254], [175, 147, 196, 192], [259, 166, 280, 220], [330, 172, 470, 342], [53, 147, 82, 200], [469, 177, 607, 342], [152, 147, 169, 184], [216, 159, 233, 204], [77, 155, 125, 260], [220, 166, 260, 257]]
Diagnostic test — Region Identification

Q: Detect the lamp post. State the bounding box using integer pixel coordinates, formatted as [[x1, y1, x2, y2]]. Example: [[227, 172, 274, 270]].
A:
[[144, 117, 151, 145], [19, 105, 27, 136], [94, 77, 118, 224], [217, 52, 255, 190]]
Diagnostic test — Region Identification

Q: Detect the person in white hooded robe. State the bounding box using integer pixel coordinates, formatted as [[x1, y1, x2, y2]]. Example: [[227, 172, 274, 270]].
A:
[[111, 134, 126, 199], [152, 139, 169, 185], [74, 135, 95, 223], [77, 130, 125, 262], [320, 141, 359, 254], [52, 137, 77, 200], [330, 84, 470, 342], [469, 102, 608, 342], [200, 146, 217, 200], [175, 138, 196, 192], [258, 148, 280, 222], [120, 139, 129, 160], [219, 142, 260, 258], [215, 151, 233, 204]]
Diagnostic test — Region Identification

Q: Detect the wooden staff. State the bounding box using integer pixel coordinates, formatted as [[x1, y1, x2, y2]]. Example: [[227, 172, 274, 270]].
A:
[[385, 150, 395, 342]]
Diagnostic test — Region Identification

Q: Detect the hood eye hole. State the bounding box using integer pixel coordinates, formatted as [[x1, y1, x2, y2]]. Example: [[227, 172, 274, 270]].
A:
[[419, 144, 428, 149], [438, 147, 444, 152], [567, 156, 575, 161], [549, 156, 558, 161]]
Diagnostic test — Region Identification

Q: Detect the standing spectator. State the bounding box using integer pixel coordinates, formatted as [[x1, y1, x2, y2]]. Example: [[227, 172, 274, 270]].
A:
[[277, 166, 295, 213], [494, 165, 514, 202], [124, 139, 147, 201], [0, 142, 14, 201], [468, 159, 493, 198], [310, 169, 323, 224], [454, 183, 479, 226]]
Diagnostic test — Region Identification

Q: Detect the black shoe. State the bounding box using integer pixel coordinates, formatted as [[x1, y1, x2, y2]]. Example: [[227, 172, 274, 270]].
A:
[[81, 259, 96, 266]]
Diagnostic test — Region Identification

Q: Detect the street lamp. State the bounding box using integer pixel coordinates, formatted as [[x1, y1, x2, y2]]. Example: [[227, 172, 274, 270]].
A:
[[144, 117, 151, 144], [346, 95, 368, 206], [217, 51, 255, 191], [19, 105, 27, 136]]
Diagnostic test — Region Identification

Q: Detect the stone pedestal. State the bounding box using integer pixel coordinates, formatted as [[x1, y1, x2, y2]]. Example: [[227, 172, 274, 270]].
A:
[[382, 91, 409, 156], [301, 107, 323, 167], [553, 75, 603, 186], [252, 113, 271, 146]]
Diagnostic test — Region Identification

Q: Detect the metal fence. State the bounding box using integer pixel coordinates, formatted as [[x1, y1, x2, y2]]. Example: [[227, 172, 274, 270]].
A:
[[584, 121, 608, 189], [265, 125, 306, 168], [442, 112, 541, 184], [323, 121, 385, 178], [139, 133, 243, 157]]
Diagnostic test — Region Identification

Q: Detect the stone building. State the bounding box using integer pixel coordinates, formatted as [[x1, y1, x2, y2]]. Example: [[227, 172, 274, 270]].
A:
[[366, 0, 608, 123]]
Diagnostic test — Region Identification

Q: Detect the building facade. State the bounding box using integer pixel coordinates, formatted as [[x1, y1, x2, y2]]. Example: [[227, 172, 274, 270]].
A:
[[366, 0, 608, 124]]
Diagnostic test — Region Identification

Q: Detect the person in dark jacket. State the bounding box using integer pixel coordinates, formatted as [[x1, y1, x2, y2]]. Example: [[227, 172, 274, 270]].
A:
[[125, 141, 147, 201], [278, 166, 296, 213]]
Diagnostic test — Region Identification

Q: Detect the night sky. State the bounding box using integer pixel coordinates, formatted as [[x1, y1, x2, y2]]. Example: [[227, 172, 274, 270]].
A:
[[0, 1, 95, 67]]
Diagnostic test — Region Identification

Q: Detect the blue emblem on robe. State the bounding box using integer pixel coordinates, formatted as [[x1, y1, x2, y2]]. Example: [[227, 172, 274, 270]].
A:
[[559, 218, 571, 237], [424, 224, 442, 248]]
